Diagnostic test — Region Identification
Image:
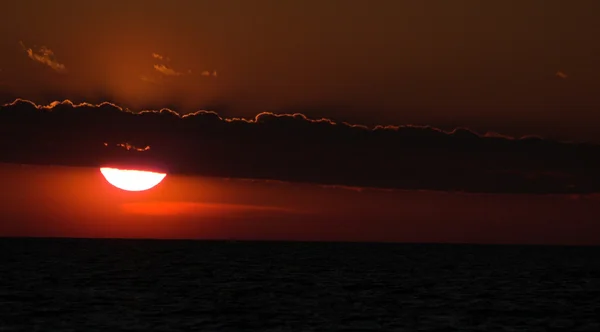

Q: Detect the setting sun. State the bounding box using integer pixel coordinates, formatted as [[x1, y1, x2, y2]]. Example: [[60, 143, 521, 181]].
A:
[[100, 167, 166, 192]]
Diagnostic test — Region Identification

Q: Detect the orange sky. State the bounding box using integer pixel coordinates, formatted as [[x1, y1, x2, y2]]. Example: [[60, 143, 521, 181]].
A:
[[1, 0, 600, 141], [2, 163, 599, 245]]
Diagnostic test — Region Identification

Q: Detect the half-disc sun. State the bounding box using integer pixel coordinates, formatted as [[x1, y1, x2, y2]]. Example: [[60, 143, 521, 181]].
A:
[[100, 167, 166, 192]]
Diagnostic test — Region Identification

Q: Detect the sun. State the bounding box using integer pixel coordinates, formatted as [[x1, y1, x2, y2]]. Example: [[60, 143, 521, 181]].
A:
[[100, 167, 166, 192]]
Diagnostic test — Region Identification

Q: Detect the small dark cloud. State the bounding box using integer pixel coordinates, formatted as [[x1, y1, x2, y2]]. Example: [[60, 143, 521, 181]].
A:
[[1, 99, 600, 194], [556, 71, 568, 79]]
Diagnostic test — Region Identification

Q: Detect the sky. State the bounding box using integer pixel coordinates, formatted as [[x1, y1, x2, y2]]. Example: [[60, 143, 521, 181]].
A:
[[1, 0, 599, 141], [1, 1, 600, 244], [2, 163, 599, 245]]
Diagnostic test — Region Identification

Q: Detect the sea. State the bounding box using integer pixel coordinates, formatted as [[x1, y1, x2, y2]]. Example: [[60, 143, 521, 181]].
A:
[[1, 238, 599, 331]]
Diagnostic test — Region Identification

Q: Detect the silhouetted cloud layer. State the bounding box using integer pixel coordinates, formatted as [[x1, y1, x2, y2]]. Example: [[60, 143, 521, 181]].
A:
[[1, 99, 599, 194]]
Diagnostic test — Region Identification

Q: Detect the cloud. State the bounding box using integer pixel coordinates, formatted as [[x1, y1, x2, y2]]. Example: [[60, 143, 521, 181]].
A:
[[121, 201, 306, 216], [150, 53, 190, 77], [140, 75, 160, 85], [152, 53, 169, 61], [153, 64, 187, 76], [556, 71, 568, 79], [201, 70, 218, 77], [19, 42, 67, 73], [150, 53, 211, 78], [1, 99, 600, 194], [115, 142, 151, 152]]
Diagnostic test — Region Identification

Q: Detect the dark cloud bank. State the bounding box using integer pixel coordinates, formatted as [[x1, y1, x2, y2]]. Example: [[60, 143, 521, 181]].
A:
[[1, 99, 599, 194]]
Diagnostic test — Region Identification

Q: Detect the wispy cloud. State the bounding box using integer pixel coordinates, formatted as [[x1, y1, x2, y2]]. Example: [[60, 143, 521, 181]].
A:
[[556, 71, 568, 79], [150, 53, 213, 78], [151, 53, 189, 76], [201, 70, 218, 77], [121, 201, 305, 217], [152, 53, 169, 62], [116, 142, 151, 152], [19, 41, 67, 73], [140, 75, 160, 85], [153, 64, 187, 76]]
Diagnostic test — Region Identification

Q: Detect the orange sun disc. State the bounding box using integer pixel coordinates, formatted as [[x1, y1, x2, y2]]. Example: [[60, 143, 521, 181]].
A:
[[100, 167, 167, 192]]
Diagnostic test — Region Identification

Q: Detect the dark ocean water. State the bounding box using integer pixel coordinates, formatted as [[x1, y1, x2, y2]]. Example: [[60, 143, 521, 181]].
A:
[[1, 238, 599, 331]]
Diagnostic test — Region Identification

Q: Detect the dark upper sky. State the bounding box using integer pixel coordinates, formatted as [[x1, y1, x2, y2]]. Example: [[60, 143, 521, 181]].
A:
[[1, 0, 599, 141]]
